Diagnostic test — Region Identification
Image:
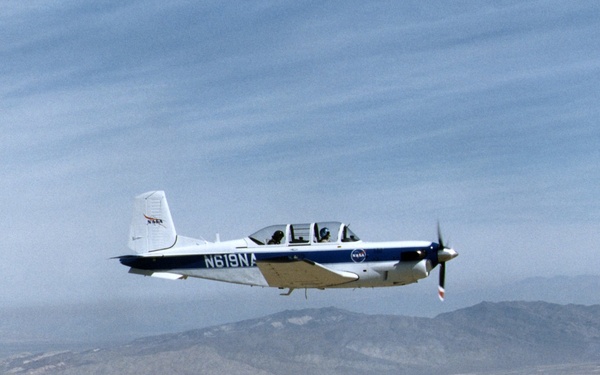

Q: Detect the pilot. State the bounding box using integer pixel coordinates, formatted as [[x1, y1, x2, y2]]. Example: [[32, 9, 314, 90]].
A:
[[319, 227, 331, 242], [268, 230, 284, 245]]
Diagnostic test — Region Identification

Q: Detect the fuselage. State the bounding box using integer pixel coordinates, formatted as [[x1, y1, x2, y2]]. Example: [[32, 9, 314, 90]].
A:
[[120, 235, 443, 288]]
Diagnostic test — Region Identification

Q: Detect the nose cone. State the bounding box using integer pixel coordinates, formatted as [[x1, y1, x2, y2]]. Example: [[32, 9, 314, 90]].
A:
[[437, 247, 458, 262]]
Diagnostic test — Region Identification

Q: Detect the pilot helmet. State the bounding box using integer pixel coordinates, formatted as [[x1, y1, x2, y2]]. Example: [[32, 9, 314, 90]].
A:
[[273, 230, 284, 240], [320, 227, 330, 238]]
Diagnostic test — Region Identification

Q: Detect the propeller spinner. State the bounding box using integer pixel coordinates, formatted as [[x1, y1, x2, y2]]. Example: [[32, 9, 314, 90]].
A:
[[436, 224, 458, 301]]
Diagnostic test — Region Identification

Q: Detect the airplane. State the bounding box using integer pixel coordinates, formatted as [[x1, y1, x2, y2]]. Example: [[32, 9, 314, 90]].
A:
[[117, 191, 458, 299]]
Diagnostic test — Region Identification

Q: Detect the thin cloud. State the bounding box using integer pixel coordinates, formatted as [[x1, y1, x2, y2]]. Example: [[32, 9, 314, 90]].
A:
[[0, 1, 598, 309]]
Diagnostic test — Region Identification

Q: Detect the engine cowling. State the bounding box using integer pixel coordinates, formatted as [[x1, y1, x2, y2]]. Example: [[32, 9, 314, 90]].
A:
[[385, 259, 432, 285]]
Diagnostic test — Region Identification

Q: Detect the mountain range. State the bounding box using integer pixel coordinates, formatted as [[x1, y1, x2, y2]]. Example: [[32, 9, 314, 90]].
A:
[[1, 274, 599, 360], [1, 301, 599, 375]]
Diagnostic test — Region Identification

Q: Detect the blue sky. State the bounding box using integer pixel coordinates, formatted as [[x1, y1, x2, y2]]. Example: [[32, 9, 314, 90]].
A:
[[1, 0, 599, 320]]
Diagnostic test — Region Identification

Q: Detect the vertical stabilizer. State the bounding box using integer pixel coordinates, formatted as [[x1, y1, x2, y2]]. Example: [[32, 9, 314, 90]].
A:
[[128, 191, 177, 253]]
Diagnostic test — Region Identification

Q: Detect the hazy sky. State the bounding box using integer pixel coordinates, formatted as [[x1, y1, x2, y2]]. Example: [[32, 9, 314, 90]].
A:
[[1, 1, 599, 318]]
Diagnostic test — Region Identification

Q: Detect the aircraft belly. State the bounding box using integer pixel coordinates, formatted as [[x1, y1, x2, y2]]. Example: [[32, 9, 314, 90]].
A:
[[327, 261, 424, 288], [370, 260, 430, 285], [176, 267, 268, 287]]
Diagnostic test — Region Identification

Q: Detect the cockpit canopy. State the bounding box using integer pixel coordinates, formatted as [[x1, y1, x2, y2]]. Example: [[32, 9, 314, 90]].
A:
[[248, 222, 360, 246]]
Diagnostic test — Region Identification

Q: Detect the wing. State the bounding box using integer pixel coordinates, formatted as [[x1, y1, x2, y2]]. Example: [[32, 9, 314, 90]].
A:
[[256, 258, 358, 288]]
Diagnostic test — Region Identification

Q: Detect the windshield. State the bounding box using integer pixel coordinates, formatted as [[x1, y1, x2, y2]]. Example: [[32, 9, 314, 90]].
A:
[[341, 225, 360, 242]]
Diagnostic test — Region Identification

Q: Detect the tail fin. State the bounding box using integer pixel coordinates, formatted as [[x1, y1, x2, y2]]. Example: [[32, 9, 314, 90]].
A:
[[128, 191, 177, 253]]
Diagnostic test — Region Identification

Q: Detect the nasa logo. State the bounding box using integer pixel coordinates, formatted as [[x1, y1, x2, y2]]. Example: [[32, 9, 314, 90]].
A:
[[144, 214, 164, 226], [351, 249, 366, 263]]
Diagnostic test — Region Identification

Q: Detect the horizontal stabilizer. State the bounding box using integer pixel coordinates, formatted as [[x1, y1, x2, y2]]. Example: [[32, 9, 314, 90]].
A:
[[256, 259, 358, 288], [128, 268, 186, 280]]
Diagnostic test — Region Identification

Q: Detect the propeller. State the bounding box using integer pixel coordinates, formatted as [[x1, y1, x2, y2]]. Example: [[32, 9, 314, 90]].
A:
[[438, 262, 446, 301], [436, 223, 458, 301]]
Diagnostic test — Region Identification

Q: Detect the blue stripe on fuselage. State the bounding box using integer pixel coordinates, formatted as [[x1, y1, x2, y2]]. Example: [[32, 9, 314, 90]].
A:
[[119, 246, 436, 271]]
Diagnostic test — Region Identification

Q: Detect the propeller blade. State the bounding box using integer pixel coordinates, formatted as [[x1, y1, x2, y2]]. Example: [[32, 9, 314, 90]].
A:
[[437, 222, 445, 249], [436, 223, 457, 301], [438, 262, 446, 301]]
